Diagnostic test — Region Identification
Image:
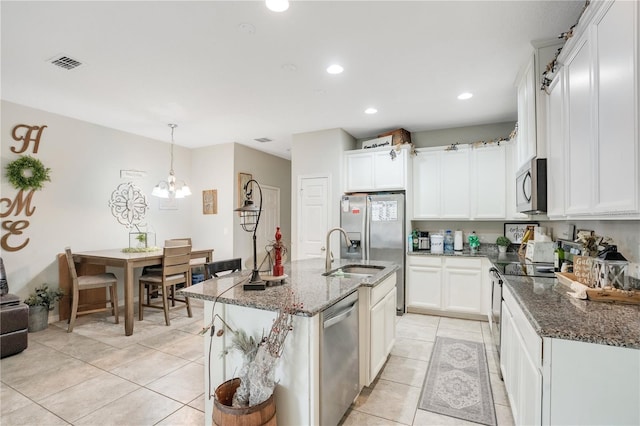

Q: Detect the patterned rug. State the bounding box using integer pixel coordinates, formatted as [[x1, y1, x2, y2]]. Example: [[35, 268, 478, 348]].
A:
[[418, 337, 497, 426]]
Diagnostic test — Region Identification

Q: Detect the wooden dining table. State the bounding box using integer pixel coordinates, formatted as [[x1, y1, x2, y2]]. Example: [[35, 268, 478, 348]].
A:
[[71, 248, 214, 336]]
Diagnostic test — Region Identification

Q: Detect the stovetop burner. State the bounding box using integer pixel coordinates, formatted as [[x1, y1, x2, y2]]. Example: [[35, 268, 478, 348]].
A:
[[494, 261, 556, 278]]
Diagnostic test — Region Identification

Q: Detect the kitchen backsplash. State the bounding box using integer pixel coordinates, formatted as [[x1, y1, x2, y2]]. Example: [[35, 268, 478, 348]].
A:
[[411, 220, 640, 267]]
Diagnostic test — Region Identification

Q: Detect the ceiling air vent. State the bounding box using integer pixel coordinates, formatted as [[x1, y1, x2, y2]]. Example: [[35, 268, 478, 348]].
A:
[[254, 137, 272, 143], [49, 55, 82, 70]]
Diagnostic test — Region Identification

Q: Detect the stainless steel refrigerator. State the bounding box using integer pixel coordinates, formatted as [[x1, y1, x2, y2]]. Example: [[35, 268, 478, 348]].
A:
[[340, 192, 405, 314]]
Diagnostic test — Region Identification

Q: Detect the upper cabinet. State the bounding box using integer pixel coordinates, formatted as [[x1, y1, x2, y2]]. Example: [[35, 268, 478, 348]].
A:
[[549, 0, 639, 218], [344, 145, 408, 192], [515, 55, 537, 171], [515, 40, 565, 173], [413, 144, 508, 220]]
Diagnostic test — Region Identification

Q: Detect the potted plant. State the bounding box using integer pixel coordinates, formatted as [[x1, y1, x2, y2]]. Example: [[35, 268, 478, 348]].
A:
[[496, 236, 511, 253], [24, 284, 64, 332], [211, 291, 300, 425]]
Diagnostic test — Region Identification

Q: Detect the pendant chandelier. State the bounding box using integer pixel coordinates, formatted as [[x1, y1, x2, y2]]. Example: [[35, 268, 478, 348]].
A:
[[152, 124, 191, 199]]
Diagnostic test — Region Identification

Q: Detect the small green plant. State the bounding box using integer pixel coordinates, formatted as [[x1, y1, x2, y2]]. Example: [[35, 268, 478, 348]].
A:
[[496, 236, 512, 247], [24, 284, 64, 310], [136, 233, 147, 244]]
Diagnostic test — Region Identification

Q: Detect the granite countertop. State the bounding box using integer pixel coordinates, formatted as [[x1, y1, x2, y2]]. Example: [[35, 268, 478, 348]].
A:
[[179, 258, 399, 317], [412, 249, 640, 349], [499, 271, 640, 349]]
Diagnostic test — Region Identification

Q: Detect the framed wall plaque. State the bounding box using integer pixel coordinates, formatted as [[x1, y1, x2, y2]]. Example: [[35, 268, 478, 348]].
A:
[[202, 189, 217, 215], [504, 222, 539, 244], [238, 172, 252, 208]]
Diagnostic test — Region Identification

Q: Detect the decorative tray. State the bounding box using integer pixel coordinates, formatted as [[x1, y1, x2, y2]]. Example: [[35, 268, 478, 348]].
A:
[[556, 272, 640, 305]]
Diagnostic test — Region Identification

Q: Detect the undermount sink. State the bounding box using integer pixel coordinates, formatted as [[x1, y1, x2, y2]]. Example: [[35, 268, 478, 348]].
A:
[[323, 264, 385, 278]]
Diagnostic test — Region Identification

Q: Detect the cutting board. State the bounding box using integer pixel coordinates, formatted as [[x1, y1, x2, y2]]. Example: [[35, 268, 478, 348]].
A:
[[556, 272, 640, 305]]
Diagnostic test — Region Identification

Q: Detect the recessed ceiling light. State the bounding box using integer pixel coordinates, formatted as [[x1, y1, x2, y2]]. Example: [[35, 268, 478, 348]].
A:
[[266, 0, 289, 12], [364, 107, 378, 114], [457, 92, 473, 100], [326, 64, 344, 75]]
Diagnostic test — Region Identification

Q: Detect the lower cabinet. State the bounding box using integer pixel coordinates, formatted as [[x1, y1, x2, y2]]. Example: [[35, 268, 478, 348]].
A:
[[501, 285, 640, 425], [407, 255, 489, 318], [442, 258, 484, 314], [500, 288, 542, 426], [359, 273, 397, 387]]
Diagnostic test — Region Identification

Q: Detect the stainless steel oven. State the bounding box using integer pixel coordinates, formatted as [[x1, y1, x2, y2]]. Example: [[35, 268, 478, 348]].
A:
[[488, 267, 503, 376]]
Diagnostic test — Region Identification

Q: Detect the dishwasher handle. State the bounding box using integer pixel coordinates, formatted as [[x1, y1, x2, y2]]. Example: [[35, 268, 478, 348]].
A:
[[323, 302, 357, 329]]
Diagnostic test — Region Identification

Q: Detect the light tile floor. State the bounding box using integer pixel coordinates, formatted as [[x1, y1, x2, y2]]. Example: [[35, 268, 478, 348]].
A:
[[340, 313, 515, 426], [1, 305, 514, 426], [1, 300, 207, 426]]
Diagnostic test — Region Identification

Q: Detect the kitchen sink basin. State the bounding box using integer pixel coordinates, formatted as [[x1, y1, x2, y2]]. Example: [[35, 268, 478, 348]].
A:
[[323, 264, 385, 278]]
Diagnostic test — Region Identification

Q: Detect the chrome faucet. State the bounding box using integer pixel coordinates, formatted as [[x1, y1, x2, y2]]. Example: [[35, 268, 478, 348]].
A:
[[325, 227, 352, 272]]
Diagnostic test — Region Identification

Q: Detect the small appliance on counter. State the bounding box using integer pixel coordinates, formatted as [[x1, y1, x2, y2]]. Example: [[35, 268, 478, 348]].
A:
[[418, 232, 430, 250], [525, 241, 555, 263]]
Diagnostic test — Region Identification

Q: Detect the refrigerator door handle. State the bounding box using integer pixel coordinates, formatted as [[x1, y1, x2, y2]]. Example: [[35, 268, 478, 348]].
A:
[[364, 197, 370, 260]]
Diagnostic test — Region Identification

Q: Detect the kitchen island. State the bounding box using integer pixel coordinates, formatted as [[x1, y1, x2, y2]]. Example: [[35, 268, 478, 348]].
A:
[[179, 258, 399, 426]]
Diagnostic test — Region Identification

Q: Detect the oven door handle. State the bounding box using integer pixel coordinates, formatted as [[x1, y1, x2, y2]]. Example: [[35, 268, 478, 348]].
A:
[[489, 267, 503, 285]]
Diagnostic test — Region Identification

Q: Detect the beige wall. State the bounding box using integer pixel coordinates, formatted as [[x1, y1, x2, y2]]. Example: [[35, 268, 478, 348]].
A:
[[290, 128, 356, 260], [233, 143, 292, 266], [1, 101, 193, 309], [1, 101, 293, 319]]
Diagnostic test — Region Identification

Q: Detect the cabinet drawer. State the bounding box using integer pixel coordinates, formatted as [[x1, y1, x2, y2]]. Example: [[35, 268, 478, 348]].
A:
[[408, 256, 441, 267], [444, 257, 482, 269], [371, 274, 396, 307], [503, 286, 542, 367]]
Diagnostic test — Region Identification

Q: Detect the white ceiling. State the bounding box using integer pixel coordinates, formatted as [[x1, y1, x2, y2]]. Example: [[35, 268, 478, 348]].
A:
[[1, 0, 585, 159]]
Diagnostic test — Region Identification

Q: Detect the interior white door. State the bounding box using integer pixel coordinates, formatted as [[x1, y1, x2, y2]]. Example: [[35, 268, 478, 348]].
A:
[[298, 176, 329, 259], [255, 185, 280, 269]]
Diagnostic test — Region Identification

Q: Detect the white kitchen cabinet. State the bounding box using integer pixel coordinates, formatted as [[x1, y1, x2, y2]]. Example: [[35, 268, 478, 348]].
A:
[[413, 150, 441, 219], [407, 256, 442, 310], [500, 286, 543, 426], [345, 146, 407, 192], [545, 68, 566, 219], [471, 144, 506, 219], [557, 0, 639, 218], [359, 273, 397, 386], [412, 146, 471, 219], [441, 148, 470, 218], [564, 31, 594, 216], [592, 0, 638, 214], [515, 55, 537, 171], [407, 255, 490, 318], [501, 283, 640, 426], [442, 257, 484, 315]]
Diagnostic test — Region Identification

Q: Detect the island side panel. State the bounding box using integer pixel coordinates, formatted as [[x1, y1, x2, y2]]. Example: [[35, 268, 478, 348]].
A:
[[203, 301, 317, 426]]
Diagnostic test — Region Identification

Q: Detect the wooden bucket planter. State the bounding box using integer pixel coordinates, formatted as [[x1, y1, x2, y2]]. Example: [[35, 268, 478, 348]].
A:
[[213, 378, 277, 426]]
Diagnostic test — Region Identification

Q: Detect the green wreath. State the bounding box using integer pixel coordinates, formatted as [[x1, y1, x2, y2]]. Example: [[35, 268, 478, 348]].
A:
[[6, 155, 52, 191]]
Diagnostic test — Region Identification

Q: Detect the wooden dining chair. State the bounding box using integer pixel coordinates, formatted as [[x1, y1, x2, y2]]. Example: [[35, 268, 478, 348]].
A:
[[205, 258, 242, 278], [138, 244, 192, 325], [167, 237, 208, 277], [64, 247, 119, 333]]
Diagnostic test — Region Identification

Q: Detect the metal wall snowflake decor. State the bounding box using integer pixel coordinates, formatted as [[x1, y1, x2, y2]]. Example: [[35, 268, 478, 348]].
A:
[[108, 182, 149, 228]]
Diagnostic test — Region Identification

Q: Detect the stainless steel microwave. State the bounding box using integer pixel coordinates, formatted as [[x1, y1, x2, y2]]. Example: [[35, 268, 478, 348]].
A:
[[516, 158, 547, 214]]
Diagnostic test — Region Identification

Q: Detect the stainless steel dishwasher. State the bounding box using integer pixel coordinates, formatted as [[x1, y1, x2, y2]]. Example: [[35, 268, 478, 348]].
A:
[[320, 291, 359, 426]]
